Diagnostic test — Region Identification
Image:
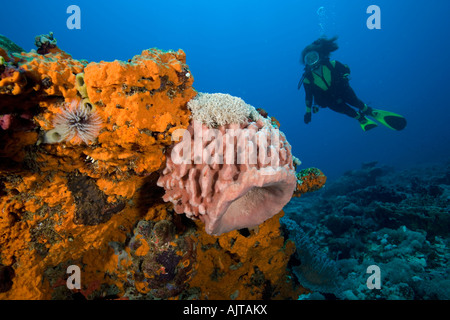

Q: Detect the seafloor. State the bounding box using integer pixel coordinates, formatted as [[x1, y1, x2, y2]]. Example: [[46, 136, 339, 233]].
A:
[[283, 160, 450, 300]]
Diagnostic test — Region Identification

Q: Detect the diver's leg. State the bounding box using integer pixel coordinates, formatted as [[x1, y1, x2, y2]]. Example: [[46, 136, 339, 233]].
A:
[[341, 85, 369, 111], [328, 102, 358, 118], [329, 102, 377, 131], [339, 85, 406, 130]]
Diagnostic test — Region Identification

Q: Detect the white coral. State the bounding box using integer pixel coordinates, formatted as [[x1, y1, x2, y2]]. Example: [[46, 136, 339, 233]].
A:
[[187, 92, 264, 127]]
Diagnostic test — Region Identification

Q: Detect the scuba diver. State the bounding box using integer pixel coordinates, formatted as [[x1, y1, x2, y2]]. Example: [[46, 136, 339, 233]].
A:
[[298, 36, 406, 131]]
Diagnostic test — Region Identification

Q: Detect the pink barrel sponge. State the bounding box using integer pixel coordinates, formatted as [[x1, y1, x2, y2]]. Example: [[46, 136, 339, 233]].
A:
[[157, 93, 297, 235]]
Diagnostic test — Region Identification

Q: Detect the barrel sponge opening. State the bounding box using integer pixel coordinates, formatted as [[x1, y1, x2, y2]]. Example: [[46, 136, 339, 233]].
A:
[[205, 167, 297, 235]]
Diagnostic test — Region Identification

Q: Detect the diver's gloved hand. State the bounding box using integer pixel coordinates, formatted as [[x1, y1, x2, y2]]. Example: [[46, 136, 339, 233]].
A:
[[304, 112, 312, 124]]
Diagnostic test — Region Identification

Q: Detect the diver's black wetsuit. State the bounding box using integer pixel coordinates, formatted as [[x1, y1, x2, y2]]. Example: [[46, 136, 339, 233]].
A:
[[303, 60, 366, 118]]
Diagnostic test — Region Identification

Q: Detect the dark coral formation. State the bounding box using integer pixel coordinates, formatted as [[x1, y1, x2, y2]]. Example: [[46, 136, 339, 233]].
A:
[[112, 219, 196, 299], [67, 173, 126, 226], [0, 264, 15, 293], [283, 161, 450, 299]]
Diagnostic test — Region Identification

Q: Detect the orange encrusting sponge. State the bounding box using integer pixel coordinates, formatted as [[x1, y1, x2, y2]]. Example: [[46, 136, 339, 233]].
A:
[[0, 35, 326, 300]]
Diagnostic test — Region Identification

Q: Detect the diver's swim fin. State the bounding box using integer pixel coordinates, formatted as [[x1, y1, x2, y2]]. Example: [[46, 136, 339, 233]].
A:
[[368, 108, 407, 131], [359, 116, 378, 132]]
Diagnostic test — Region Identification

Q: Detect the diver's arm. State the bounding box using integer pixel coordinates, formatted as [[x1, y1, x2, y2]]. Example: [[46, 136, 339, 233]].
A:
[[305, 99, 312, 113]]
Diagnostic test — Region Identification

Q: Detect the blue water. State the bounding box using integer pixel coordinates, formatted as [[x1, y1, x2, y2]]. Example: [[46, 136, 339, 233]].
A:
[[3, 0, 450, 179]]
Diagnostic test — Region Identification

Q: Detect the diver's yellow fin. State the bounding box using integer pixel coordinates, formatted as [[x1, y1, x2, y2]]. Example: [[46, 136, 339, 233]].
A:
[[368, 108, 407, 131], [359, 116, 378, 132]]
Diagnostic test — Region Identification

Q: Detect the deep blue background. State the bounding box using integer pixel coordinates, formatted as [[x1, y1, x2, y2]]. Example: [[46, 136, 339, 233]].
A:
[[2, 0, 450, 179]]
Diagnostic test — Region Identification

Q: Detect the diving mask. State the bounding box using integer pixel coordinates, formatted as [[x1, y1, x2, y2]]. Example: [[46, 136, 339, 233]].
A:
[[304, 51, 320, 67]]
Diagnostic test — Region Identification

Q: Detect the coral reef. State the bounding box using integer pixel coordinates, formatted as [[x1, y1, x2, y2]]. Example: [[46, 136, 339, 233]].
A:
[[293, 167, 327, 197], [0, 34, 24, 62], [189, 211, 307, 299], [0, 35, 195, 299], [0, 34, 325, 300], [282, 217, 341, 295], [111, 219, 196, 299], [34, 32, 58, 55], [283, 161, 450, 300]]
